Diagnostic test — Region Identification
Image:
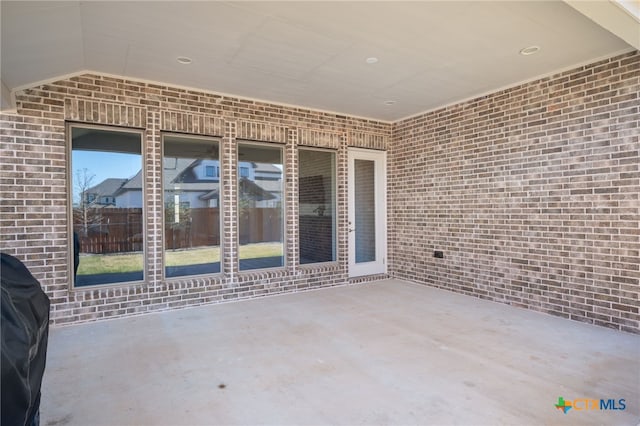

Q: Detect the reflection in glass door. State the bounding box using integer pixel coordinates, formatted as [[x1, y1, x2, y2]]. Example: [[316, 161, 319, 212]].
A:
[[348, 148, 386, 277], [354, 159, 376, 263]]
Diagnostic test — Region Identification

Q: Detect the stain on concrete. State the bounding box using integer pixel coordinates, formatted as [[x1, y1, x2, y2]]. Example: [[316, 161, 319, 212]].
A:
[[45, 414, 72, 426]]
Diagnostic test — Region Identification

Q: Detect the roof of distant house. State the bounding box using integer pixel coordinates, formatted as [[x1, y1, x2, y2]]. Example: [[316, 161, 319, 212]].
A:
[[254, 179, 282, 193], [113, 159, 282, 195], [252, 162, 281, 174], [85, 178, 128, 196], [165, 158, 199, 184], [199, 189, 219, 201]]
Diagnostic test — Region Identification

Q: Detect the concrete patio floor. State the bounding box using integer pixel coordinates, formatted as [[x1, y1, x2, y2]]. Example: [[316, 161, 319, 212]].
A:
[[41, 279, 639, 426]]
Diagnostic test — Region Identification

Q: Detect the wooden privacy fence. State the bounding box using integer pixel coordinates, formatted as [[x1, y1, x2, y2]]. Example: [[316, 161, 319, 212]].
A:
[[239, 208, 281, 244], [168, 207, 281, 248], [74, 208, 143, 254], [75, 207, 281, 254], [166, 208, 221, 250]]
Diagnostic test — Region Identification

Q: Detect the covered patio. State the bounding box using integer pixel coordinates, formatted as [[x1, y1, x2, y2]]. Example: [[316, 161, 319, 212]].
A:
[[1, 2, 639, 425], [42, 280, 639, 425]]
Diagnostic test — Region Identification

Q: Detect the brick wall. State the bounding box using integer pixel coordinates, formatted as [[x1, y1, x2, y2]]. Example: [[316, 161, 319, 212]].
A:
[[0, 74, 390, 325], [389, 51, 639, 333], [1, 52, 638, 332]]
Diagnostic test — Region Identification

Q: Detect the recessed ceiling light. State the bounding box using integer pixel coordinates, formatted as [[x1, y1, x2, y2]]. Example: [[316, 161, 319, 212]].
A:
[[384, 100, 396, 106], [366, 57, 379, 64], [519, 46, 540, 56], [177, 56, 193, 64]]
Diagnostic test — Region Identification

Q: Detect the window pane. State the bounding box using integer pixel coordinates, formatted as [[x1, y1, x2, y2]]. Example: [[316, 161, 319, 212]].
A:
[[163, 135, 221, 278], [299, 149, 336, 264], [238, 143, 284, 270], [354, 159, 376, 263], [71, 127, 143, 286]]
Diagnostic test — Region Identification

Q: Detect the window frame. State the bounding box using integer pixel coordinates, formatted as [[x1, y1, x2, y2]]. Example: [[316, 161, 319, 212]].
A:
[[67, 122, 146, 290], [297, 146, 339, 266], [236, 140, 286, 272], [161, 132, 224, 281]]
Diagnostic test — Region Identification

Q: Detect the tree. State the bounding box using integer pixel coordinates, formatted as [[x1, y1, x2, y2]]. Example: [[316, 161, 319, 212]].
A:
[[73, 168, 99, 237], [164, 192, 192, 249]]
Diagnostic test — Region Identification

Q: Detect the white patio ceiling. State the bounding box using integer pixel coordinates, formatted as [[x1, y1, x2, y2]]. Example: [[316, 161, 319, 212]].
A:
[[1, 1, 638, 121]]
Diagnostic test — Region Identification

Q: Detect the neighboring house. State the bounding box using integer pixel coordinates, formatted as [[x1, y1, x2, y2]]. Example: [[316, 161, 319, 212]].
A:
[[105, 159, 282, 209], [239, 162, 283, 208], [114, 171, 145, 208], [166, 158, 222, 208], [81, 178, 128, 207]]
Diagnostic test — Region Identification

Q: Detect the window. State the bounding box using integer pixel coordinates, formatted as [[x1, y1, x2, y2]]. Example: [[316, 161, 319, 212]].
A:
[[163, 134, 221, 278], [298, 149, 336, 264], [239, 166, 249, 178], [70, 125, 144, 287], [100, 196, 115, 205], [238, 142, 284, 270]]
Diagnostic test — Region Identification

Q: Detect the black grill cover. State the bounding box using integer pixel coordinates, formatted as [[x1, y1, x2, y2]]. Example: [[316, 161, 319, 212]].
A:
[[1, 253, 50, 426]]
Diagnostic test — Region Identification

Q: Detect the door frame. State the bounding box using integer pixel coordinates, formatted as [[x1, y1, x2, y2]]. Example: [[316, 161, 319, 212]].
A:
[[347, 148, 387, 277]]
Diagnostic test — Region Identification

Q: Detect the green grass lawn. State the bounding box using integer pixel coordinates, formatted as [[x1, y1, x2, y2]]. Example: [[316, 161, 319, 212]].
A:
[[77, 242, 283, 275], [238, 242, 282, 260], [77, 253, 143, 276], [166, 247, 220, 266]]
